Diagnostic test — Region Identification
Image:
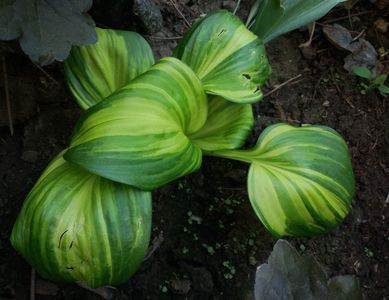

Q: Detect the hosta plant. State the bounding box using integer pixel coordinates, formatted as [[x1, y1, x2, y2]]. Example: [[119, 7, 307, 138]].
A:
[[12, 9, 354, 288]]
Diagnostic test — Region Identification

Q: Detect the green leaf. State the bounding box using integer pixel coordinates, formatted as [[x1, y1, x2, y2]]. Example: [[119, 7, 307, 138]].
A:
[[374, 74, 387, 86], [210, 124, 355, 237], [189, 96, 254, 151], [352, 66, 372, 80], [65, 57, 207, 190], [251, 0, 347, 43], [11, 152, 152, 288], [378, 84, 389, 94], [255, 240, 363, 300], [174, 10, 271, 104], [0, 0, 97, 65], [64, 28, 154, 110]]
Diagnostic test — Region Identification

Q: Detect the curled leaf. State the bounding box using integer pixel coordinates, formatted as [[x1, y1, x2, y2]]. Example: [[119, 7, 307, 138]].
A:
[[190, 96, 254, 151], [11, 152, 152, 288], [65, 57, 207, 190], [174, 10, 271, 104], [64, 28, 155, 109], [210, 124, 355, 237]]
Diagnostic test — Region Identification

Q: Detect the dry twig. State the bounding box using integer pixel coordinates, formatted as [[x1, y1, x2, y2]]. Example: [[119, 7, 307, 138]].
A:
[[169, 0, 191, 28], [322, 11, 374, 24], [32, 63, 60, 86], [144, 231, 164, 261], [264, 74, 303, 97], [30, 269, 35, 300], [2, 59, 13, 136]]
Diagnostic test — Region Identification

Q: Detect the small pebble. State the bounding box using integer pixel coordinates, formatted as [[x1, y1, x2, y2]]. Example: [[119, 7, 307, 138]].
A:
[[222, 0, 237, 12]]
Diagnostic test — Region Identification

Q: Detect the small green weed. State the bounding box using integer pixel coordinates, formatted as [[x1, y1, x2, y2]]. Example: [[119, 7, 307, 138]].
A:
[[353, 66, 389, 96]]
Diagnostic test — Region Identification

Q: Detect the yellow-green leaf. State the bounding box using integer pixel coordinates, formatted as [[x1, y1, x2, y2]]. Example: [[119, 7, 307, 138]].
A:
[[65, 57, 207, 190], [210, 124, 355, 237], [174, 10, 271, 104], [64, 28, 154, 109], [11, 152, 152, 288], [190, 96, 254, 151]]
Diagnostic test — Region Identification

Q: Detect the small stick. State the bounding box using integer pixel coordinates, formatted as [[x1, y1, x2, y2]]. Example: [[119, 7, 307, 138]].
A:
[[30, 269, 36, 300], [352, 28, 366, 42], [169, 0, 191, 28], [233, 0, 242, 15], [2, 59, 13, 136], [322, 11, 374, 24], [144, 231, 164, 261], [264, 74, 303, 97], [32, 63, 60, 86]]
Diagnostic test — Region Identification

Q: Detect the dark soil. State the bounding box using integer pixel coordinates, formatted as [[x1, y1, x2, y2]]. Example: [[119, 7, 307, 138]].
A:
[[1, 1, 388, 299]]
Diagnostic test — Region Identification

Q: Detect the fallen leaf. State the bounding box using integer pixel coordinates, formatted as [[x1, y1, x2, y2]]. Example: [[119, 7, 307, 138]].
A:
[[344, 39, 378, 75], [323, 24, 353, 51]]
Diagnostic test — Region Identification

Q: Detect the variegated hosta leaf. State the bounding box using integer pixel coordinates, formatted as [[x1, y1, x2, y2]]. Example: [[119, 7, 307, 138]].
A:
[[174, 10, 271, 104], [64, 57, 207, 190], [11, 152, 152, 288], [210, 124, 355, 237], [189, 96, 254, 151], [64, 28, 154, 109]]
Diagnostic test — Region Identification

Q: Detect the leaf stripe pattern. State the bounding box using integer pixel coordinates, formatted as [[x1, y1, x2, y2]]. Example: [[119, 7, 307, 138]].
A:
[[11, 152, 152, 288], [64, 28, 154, 109], [209, 124, 355, 237], [189, 96, 254, 151], [64, 57, 207, 190], [174, 10, 271, 104]]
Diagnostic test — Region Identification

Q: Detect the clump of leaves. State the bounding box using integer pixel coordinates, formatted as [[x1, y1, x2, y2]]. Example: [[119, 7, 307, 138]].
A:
[[255, 240, 363, 300], [0, 0, 96, 65], [353, 66, 389, 96], [11, 8, 356, 289]]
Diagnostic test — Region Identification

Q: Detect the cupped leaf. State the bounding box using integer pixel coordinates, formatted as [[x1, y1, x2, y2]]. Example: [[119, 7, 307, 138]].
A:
[[189, 96, 254, 151], [174, 10, 271, 104], [251, 0, 347, 43], [64, 28, 155, 110], [65, 57, 207, 190], [11, 152, 152, 288], [0, 0, 97, 65], [210, 124, 355, 237]]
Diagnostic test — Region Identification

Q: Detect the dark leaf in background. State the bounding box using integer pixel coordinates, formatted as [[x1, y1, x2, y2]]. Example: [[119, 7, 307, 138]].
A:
[[0, 0, 97, 65], [255, 240, 363, 300], [323, 23, 353, 51], [322, 24, 378, 76]]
